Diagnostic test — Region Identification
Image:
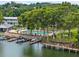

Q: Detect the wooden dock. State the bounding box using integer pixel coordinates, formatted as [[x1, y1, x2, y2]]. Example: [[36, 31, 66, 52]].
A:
[[43, 43, 79, 53], [8, 38, 18, 42], [4, 31, 43, 44], [4, 31, 42, 40], [30, 39, 42, 45], [16, 39, 32, 44]]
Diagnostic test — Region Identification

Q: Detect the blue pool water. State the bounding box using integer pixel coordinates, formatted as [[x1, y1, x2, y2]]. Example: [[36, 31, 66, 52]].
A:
[[32, 31, 48, 35], [28, 30, 48, 35]]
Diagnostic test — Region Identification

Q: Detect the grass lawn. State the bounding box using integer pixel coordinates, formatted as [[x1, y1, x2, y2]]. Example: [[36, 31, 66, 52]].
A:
[[48, 28, 78, 43], [0, 32, 4, 36]]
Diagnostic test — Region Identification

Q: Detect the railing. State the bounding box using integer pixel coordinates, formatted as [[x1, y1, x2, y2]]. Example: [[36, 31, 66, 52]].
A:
[[43, 43, 79, 52]]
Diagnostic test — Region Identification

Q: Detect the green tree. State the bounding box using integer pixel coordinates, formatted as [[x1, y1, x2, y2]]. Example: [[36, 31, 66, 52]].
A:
[[0, 11, 3, 23]]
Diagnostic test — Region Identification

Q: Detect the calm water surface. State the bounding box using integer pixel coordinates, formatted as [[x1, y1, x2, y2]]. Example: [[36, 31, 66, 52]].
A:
[[0, 40, 79, 57]]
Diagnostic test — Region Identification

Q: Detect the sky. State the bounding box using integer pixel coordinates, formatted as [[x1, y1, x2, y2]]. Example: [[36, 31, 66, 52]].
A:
[[0, 0, 79, 5]]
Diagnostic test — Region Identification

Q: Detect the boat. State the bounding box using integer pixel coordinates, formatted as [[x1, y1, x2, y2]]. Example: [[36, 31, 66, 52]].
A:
[[0, 36, 6, 41]]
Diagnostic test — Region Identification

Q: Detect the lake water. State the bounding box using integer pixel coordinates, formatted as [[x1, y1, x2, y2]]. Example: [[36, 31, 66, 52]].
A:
[[0, 40, 79, 57]]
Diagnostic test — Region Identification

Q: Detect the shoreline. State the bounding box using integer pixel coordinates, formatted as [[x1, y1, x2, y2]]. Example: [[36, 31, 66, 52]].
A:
[[41, 41, 79, 53]]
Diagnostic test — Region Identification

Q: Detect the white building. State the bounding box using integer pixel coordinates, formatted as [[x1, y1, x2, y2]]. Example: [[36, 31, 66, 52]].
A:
[[0, 17, 18, 32], [3, 17, 18, 26]]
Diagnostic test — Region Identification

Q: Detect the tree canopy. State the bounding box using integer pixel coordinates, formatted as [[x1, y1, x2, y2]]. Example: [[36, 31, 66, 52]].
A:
[[0, 10, 3, 23]]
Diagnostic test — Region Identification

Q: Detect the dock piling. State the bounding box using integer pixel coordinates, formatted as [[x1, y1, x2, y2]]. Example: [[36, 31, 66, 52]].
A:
[[43, 43, 79, 53]]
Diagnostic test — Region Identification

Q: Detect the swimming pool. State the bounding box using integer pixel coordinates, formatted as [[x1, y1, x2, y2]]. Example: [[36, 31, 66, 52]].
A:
[[32, 31, 48, 35], [27, 30, 48, 35]]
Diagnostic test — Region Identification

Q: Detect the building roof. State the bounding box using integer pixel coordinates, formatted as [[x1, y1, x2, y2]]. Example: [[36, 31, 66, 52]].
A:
[[4, 17, 18, 20], [0, 23, 13, 28]]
